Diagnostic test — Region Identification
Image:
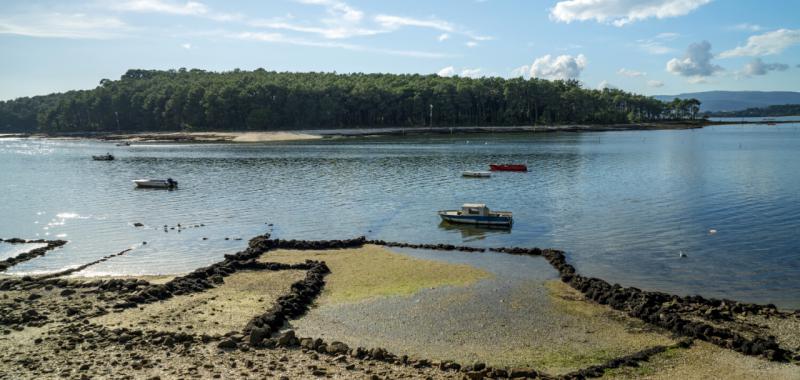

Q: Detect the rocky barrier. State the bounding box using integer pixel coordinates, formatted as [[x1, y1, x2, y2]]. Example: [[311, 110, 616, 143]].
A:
[[0, 238, 67, 272]]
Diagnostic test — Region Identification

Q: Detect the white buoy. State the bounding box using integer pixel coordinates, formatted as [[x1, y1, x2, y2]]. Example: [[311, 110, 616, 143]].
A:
[[709, 229, 717, 234], [679, 251, 687, 258]]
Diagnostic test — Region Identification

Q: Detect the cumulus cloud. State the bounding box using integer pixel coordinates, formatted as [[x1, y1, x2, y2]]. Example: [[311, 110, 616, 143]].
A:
[[647, 80, 665, 88], [617, 68, 646, 77], [550, 0, 711, 27], [437, 66, 456, 77], [529, 54, 587, 80], [510, 65, 529, 78], [436, 66, 483, 78], [666, 40, 722, 78], [720, 28, 800, 58], [460, 68, 483, 78], [437, 33, 449, 42], [743, 58, 789, 76]]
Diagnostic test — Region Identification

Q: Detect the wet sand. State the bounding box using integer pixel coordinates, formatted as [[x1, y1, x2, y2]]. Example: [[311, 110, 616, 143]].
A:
[[263, 246, 676, 374]]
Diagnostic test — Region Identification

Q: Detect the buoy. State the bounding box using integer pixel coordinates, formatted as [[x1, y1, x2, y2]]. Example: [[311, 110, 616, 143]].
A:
[[679, 251, 687, 258], [709, 229, 717, 234]]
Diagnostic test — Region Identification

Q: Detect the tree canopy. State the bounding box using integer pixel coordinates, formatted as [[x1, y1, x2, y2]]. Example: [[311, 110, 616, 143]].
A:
[[0, 68, 701, 133]]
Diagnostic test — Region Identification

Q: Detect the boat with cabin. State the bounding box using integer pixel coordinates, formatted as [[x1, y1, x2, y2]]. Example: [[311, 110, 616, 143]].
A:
[[438, 203, 513, 227], [133, 178, 178, 189], [489, 164, 527, 172]]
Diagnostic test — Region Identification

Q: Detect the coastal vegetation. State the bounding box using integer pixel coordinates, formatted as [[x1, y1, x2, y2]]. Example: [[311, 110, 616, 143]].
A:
[[0, 69, 702, 133], [704, 104, 800, 118]]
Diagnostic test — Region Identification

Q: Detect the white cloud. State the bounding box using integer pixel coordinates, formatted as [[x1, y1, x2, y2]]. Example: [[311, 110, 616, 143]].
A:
[[234, 32, 450, 58], [437, 33, 449, 42], [529, 54, 587, 80], [437, 66, 456, 77], [731, 23, 763, 32], [466, 41, 478, 48], [181, 42, 192, 49], [550, 0, 710, 27], [636, 32, 679, 55], [374, 15, 453, 32], [114, 0, 207, 15], [617, 68, 646, 77], [743, 58, 789, 76], [113, 0, 241, 21], [436, 66, 483, 78], [374, 14, 491, 42], [510, 65, 530, 77], [647, 80, 665, 88], [597, 80, 616, 89], [0, 13, 128, 39], [719, 29, 800, 58], [666, 40, 722, 78], [460, 68, 483, 78]]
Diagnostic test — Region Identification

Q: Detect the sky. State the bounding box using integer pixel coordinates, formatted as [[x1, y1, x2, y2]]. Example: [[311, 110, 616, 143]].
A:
[[1, 0, 799, 100]]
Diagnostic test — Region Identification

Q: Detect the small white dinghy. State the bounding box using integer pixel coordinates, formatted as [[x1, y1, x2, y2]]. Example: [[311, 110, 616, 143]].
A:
[[462, 171, 491, 178], [133, 178, 178, 189]]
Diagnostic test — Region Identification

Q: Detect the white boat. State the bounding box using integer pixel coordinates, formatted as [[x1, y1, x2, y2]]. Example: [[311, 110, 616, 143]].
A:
[[438, 203, 512, 227], [133, 178, 178, 189], [462, 171, 491, 178]]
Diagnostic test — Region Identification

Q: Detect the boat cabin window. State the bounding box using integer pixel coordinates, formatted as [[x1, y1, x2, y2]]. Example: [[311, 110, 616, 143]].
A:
[[467, 208, 480, 215]]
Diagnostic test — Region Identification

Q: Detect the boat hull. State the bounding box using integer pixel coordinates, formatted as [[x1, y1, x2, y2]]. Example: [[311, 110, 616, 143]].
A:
[[462, 171, 491, 178], [489, 164, 527, 172], [438, 212, 512, 226], [133, 180, 177, 189]]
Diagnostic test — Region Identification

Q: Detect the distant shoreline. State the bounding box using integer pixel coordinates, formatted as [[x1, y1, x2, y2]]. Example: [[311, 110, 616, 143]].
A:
[[3, 119, 796, 143]]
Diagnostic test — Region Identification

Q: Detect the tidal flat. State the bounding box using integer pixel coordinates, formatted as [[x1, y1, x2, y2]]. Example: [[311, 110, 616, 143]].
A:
[[0, 236, 799, 379]]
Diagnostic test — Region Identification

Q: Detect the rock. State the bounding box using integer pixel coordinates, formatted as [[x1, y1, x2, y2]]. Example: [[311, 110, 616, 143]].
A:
[[60, 289, 76, 297], [333, 355, 347, 363], [327, 341, 349, 355], [311, 369, 326, 376], [217, 339, 237, 350], [249, 327, 269, 346], [276, 330, 296, 346]]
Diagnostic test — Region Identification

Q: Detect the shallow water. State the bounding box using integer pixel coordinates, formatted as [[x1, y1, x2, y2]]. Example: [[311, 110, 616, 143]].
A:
[[1, 123, 799, 308]]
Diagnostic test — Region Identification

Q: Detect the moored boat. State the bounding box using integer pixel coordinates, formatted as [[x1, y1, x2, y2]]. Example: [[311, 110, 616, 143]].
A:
[[489, 164, 527, 172], [133, 178, 178, 189], [438, 203, 512, 227], [462, 171, 491, 178], [92, 153, 115, 161]]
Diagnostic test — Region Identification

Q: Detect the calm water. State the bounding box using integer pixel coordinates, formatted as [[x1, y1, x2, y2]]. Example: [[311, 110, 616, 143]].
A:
[[1, 123, 799, 308]]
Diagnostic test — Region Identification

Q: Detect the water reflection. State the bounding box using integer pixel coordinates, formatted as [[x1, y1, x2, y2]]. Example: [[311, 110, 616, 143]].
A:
[[437, 221, 511, 242]]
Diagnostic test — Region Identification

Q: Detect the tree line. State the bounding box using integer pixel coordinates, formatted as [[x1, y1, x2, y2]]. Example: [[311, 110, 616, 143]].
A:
[[704, 104, 800, 118], [0, 68, 703, 133]]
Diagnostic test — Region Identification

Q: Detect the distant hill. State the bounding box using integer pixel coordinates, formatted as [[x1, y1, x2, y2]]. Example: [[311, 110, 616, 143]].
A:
[[654, 91, 800, 112]]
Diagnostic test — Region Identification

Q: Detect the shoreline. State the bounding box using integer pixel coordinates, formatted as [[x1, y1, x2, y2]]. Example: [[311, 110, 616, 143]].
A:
[[4, 119, 796, 143]]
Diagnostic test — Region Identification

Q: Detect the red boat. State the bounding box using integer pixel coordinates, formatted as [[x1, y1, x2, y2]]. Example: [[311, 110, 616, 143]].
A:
[[489, 164, 528, 172]]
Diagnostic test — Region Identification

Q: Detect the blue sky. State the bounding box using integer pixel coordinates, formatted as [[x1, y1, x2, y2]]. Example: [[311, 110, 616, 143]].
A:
[[1, 0, 799, 100]]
